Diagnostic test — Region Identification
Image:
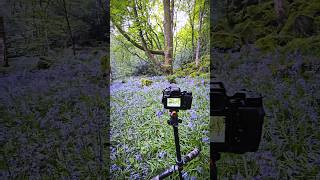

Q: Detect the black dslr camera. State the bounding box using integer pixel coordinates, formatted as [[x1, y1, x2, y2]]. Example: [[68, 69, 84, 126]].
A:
[[162, 86, 192, 110], [210, 81, 265, 153]]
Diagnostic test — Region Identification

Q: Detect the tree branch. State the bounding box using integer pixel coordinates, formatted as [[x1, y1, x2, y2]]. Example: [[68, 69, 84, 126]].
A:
[[111, 18, 164, 56]]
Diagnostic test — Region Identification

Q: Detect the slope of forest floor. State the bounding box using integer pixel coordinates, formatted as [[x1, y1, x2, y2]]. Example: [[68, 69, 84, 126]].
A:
[[0, 49, 109, 178], [213, 50, 320, 178]]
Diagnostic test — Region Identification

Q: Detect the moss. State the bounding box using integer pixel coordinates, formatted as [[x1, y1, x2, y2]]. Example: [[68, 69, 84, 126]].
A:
[[211, 32, 241, 50], [37, 56, 54, 69], [282, 0, 319, 36], [245, 1, 276, 24], [174, 70, 185, 78], [298, 0, 320, 17], [315, 16, 320, 33], [282, 35, 320, 57], [190, 72, 198, 78], [255, 35, 278, 52], [213, 18, 232, 32], [166, 75, 177, 84], [141, 78, 153, 86], [100, 55, 109, 74], [199, 73, 209, 79]]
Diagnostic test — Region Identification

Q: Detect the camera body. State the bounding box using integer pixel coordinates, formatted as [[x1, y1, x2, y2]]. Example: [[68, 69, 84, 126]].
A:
[[210, 81, 265, 154], [162, 86, 192, 110]]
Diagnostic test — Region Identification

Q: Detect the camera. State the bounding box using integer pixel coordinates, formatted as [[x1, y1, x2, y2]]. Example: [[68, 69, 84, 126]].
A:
[[162, 86, 192, 110], [210, 81, 265, 153]]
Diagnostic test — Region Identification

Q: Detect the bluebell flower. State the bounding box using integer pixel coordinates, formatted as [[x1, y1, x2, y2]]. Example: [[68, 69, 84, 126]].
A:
[[135, 154, 142, 161], [188, 121, 194, 129], [158, 151, 167, 159], [202, 137, 209, 143], [190, 111, 197, 120], [156, 110, 164, 118]]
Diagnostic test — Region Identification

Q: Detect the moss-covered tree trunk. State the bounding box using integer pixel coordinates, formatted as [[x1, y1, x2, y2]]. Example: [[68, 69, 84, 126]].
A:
[[195, 3, 204, 67], [163, 0, 174, 74]]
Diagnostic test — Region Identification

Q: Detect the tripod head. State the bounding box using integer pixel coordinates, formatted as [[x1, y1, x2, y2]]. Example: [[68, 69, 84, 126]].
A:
[[167, 110, 182, 126]]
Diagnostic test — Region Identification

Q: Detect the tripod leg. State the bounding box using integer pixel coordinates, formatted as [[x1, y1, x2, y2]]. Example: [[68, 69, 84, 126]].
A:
[[210, 150, 220, 180], [173, 126, 183, 180]]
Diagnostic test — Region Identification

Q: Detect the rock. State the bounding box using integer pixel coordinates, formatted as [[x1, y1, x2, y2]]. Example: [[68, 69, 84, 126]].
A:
[[141, 78, 153, 86], [293, 15, 314, 37], [211, 32, 241, 52]]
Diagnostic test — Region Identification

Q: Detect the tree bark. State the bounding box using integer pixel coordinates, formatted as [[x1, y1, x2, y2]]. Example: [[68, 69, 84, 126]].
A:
[[61, 0, 76, 56], [187, 0, 196, 61], [163, 0, 174, 74], [0, 17, 8, 67], [195, 3, 204, 67]]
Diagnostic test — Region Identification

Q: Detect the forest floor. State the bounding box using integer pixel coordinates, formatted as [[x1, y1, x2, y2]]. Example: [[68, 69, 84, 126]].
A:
[[1, 49, 110, 178], [212, 50, 320, 179], [110, 76, 210, 179], [1, 49, 320, 179]]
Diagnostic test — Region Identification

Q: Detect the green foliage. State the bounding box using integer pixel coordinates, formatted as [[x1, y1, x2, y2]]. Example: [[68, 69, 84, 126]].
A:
[[141, 78, 153, 86], [166, 75, 177, 84], [173, 53, 209, 78]]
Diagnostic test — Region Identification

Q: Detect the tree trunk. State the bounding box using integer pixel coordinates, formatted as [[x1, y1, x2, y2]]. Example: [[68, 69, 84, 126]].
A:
[[62, 0, 76, 56], [187, 0, 196, 61], [195, 4, 204, 67], [163, 0, 174, 74], [0, 17, 8, 67], [274, 0, 285, 27]]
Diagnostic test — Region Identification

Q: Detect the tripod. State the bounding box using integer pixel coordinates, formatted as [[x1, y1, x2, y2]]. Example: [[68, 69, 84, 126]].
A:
[[210, 149, 221, 180], [152, 110, 200, 180]]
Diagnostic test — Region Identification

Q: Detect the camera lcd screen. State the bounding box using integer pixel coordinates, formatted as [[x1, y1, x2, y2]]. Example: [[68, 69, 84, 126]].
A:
[[210, 116, 225, 143], [167, 98, 181, 107]]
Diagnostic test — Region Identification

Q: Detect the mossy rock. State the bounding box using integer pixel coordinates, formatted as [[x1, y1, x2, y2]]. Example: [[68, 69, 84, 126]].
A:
[[166, 75, 177, 84], [190, 72, 198, 78], [233, 20, 272, 43], [211, 32, 241, 51], [282, 35, 320, 57], [174, 70, 185, 78], [141, 78, 153, 86], [213, 18, 231, 32], [245, 2, 276, 24], [281, 0, 319, 37], [37, 56, 54, 69], [292, 0, 320, 17], [255, 35, 278, 52]]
